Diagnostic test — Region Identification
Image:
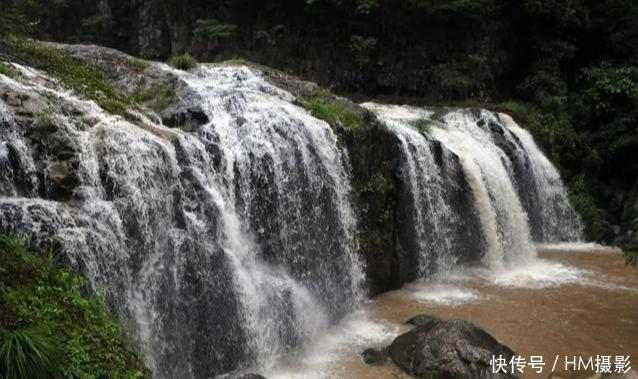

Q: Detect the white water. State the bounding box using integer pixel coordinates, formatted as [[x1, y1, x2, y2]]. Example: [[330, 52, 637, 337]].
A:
[[263, 309, 401, 379], [364, 104, 457, 274], [0, 63, 364, 378], [1, 59, 588, 379], [499, 114, 584, 241], [169, 64, 365, 368], [363, 104, 543, 271]]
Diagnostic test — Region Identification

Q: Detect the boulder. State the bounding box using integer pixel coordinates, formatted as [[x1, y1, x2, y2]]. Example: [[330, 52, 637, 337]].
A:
[[389, 315, 516, 379], [361, 347, 389, 365]]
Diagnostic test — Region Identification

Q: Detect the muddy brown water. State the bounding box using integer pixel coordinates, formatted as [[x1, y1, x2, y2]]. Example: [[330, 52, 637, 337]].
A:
[[330, 247, 638, 379]]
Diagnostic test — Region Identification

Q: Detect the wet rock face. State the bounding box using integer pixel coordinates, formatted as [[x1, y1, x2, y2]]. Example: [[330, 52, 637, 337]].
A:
[[161, 103, 209, 129], [389, 315, 516, 379]]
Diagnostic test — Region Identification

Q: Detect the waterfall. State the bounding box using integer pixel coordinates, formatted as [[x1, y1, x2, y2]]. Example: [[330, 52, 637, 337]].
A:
[[498, 114, 584, 242], [1, 57, 583, 379], [0, 64, 363, 378], [363, 103, 582, 273]]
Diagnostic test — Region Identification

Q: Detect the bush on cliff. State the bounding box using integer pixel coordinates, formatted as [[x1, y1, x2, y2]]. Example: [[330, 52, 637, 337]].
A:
[[168, 54, 197, 70], [304, 97, 362, 132], [0, 234, 149, 379]]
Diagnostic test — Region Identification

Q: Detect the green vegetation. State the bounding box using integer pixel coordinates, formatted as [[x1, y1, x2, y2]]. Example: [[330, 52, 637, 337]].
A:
[[34, 109, 54, 129], [360, 174, 392, 194], [227, 56, 247, 65], [134, 84, 176, 112], [193, 19, 237, 40], [411, 119, 432, 135], [304, 97, 362, 132], [131, 57, 150, 72], [0, 62, 18, 78], [2, 37, 131, 115], [168, 54, 197, 70], [1, 0, 637, 244], [625, 251, 637, 266], [0, 234, 148, 378], [0, 328, 62, 379]]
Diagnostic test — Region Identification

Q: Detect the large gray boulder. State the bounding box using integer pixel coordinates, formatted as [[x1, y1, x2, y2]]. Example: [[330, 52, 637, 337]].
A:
[[389, 315, 516, 379]]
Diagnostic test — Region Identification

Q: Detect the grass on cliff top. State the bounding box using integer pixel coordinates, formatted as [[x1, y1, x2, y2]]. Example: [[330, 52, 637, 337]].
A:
[[1, 36, 132, 116], [304, 97, 362, 131], [0, 234, 149, 379], [0, 61, 18, 78], [168, 54, 197, 70]]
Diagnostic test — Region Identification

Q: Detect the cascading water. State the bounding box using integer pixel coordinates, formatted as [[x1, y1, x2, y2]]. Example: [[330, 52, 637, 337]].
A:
[[361, 104, 482, 277], [498, 114, 583, 242], [0, 63, 363, 378], [363, 103, 582, 273], [0, 55, 584, 379]]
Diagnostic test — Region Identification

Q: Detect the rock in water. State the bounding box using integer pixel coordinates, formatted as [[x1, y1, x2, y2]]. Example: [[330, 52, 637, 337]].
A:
[[389, 315, 516, 378], [361, 347, 389, 365]]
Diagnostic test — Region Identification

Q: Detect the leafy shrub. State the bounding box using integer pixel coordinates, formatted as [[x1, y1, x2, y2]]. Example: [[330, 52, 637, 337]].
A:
[[168, 54, 197, 70], [0, 62, 18, 78], [582, 64, 638, 114], [568, 176, 609, 240], [0, 234, 149, 378], [304, 97, 362, 131], [626, 251, 637, 266], [0, 328, 62, 379]]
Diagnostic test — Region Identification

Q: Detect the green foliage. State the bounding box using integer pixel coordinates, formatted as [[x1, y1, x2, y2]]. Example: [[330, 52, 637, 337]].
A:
[[358, 230, 383, 252], [0, 6, 33, 37], [0, 328, 62, 379], [626, 251, 637, 266], [131, 57, 150, 72], [582, 64, 638, 114], [193, 19, 237, 40], [3, 37, 131, 115], [228, 56, 247, 65], [429, 55, 493, 99], [360, 174, 392, 194], [304, 97, 362, 131], [411, 119, 432, 134], [569, 177, 608, 241], [0, 62, 18, 78], [0, 234, 149, 379], [34, 110, 53, 129], [134, 84, 176, 112], [168, 54, 197, 70]]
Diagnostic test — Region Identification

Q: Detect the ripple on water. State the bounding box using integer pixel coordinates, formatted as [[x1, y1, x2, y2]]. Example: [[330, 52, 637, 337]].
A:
[[264, 309, 401, 379], [408, 283, 483, 306], [488, 259, 589, 289]]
